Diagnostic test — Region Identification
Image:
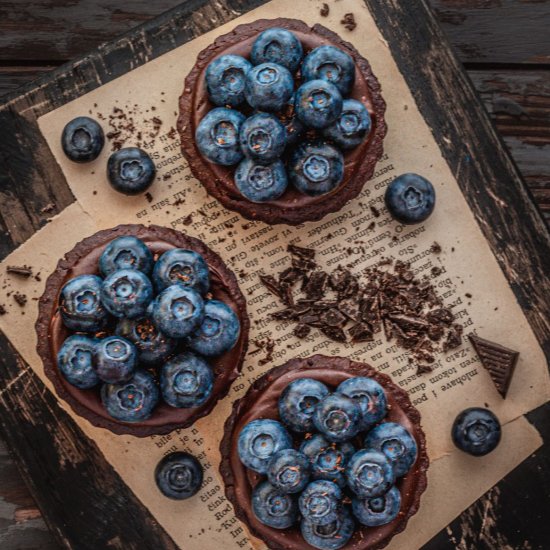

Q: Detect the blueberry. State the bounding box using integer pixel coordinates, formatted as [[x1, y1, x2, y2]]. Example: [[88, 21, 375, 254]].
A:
[[61, 116, 104, 162], [239, 113, 286, 164], [451, 407, 501, 456], [323, 99, 371, 150], [279, 93, 306, 147], [205, 54, 252, 107], [299, 480, 342, 526], [237, 419, 292, 473], [235, 158, 288, 203], [107, 147, 156, 195], [384, 173, 436, 225], [244, 62, 294, 112], [115, 317, 177, 366], [278, 378, 330, 432], [336, 377, 387, 431], [155, 452, 203, 500], [267, 449, 311, 494], [364, 422, 418, 477], [352, 485, 401, 527], [59, 274, 109, 332], [100, 269, 153, 319], [160, 351, 214, 408], [152, 249, 210, 294], [188, 300, 240, 357], [289, 141, 344, 196], [95, 336, 137, 384], [252, 480, 298, 529], [57, 334, 100, 389], [295, 80, 343, 130], [149, 285, 205, 339], [301, 507, 355, 550], [99, 236, 153, 277], [251, 28, 303, 73], [101, 370, 159, 422], [313, 394, 361, 442], [195, 107, 245, 166], [346, 450, 395, 498], [302, 45, 355, 96]]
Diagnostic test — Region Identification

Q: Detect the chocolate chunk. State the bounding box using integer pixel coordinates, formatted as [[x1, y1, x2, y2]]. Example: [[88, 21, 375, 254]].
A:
[[291, 256, 317, 273], [349, 323, 373, 342], [341, 12, 357, 31], [389, 314, 430, 332], [416, 364, 433, 375], [294, 324, 311, 338], [427, 308, 454, 326], [259, 274, 283, 299], [320, 326, 347, 343], [13, 292, 27, 307], [443, 324, 463, 352], [7, 265, 32, 278], [320, 308, 347, 328], [288, 244, 315, 260], [279, 267, 302, 287], [270, 309, 296, 321], [338, 298, 361, 322], [304, 271, 328, 300]]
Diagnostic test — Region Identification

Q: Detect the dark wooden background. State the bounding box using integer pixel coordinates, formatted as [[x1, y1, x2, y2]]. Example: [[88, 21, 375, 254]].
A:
[[0, 1, 548, 548]]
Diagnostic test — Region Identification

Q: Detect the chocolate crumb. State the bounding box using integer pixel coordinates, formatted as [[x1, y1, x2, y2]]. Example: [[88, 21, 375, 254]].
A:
[[431, 266, 442, 277], [370, 205, 380, 218], [7, 265, 32, 278], [320, 3, 329, 16], [0, 304, 6, 315], [182, 214, 193, 226], [144, 192, 153, 203], [416, 364, 433, 375], [341, 13, 357, 31], [431, 242, 442, 254], [13, 292, 27, 307], [294, 324, 311, 338], [465, 292, 472, 298]]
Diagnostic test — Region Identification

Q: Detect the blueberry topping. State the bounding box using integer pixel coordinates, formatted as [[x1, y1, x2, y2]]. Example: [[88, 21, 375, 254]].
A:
[[385, 173, 436, 225], [267, 449, 311, 494], [346, 450, 395, 498], [452, 407, 501, 456], [96, 336, 137, 384], [352, 485, 401, 527], [301, 507, 355, 550], [323, 99, 371, 149], [244, 62, 294, 112], [235, 158, 288, 203], [61, 116, 104, 162], [239, 113, 287, 164], [152, 248, 210, 294], [99, 236, 154, 277], [155, 452, 203, 500], [313, 393, 362, 442], [302, 45, 355, 96], [336, 377, 387, 431], [252, 480, 299, 529], [299, 480, 342, 526], [100, 269, 153, 319], [295, 80, 343, 130], [251, 28, 304, 73], [205, 54, 252, 107], [57, 334, 100, 389], [107, 147, 156, 195]]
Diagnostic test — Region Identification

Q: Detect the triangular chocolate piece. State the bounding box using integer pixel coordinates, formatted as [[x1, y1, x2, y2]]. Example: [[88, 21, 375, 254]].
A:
[[469, 334, 519, 398]]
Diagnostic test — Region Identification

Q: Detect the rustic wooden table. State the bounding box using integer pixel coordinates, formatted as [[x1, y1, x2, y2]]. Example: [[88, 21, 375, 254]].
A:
[[0, 1, 548, 549]]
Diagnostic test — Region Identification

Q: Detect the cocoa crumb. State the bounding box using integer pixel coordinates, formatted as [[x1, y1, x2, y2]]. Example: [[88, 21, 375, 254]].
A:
[[341, 13, 357, 31], [13, 292, 27, 307], [431, 242, 442, 254], [370, 205, 380, 218], [144, 192, 153, 203], [0, 304, 6, 315], [320, 3, 329, 16], [182, 214, 193, 226]]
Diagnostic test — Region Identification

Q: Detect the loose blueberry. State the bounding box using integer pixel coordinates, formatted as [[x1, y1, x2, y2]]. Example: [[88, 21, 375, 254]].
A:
[[160, 351, 214, 408], [452, 407, 501, 456], [302, 45, 355, 96], [250, 28, 303, 73], [313, 393, 361, 443], [59, 274, 109, 332], [336, 377, 387, 431], [61, 116, 104, 162], [301, 507, 355, 550], [384, 173, 436, 225], [100, 269, 153, 319], [238, 419, 292, 473], [239, 113, 287, 164], [289, 141, 344, 196], [155, 452, 203, 500], [152, 249, 210, 294], [196, 107, 245, 166], [244, 62, 294, 112], [57, 334, 100, 389], [235, 158, 288, 202], [323, 99, 371, 150], [205, 54, 252, 107], [101, 370, 159, 422], [346, 450, 395, 498], [252, 480, 298, 529], [295, 80, 343, 130], [299, 480, 342, 526], [352, 485, 401, 527], [364, 422, 418, 477], [95, 336, 137, 384], [278, 378, 330, 432], [107, 147, 156, 195], [99, 236, 153, 277], [149, 285, 205, 339], [267, 449, 311, 494]]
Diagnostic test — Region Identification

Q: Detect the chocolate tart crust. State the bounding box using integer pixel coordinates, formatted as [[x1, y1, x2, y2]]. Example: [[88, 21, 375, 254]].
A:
[[36, 224, 249, 437], [220, 355, 429, 550], [178, 18, 387, 226]]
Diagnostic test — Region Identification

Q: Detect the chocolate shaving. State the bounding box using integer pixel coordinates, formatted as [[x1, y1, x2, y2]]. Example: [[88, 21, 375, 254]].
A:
[[7, 265, 32, 278]]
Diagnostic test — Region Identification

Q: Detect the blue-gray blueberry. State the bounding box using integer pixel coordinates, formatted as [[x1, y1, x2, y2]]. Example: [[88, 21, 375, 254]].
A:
[[298, 480, 342, 527], [451, 407, 501, 456], [239, 113, 287, 165], [107, 147, 156, 195], [301, 507, 355, 550], [384, 173, 436, 225], [252, 480, 298, 529], [95, 335, 137, 384], [100, 268, 153, 319], [57, 334, 100, 389], [267, 449, 311, 494], [302, 45, 355, 96], [235, 158, 288, 202], [205, 54, 252, 107], [250, 28, 303, 73], [352, 485, 401, 527], [336, 377, 387, 431], [323, 99, 371, 150], [295, 80, 343, 130], [313, 393, 361, 442], [61, 116, 104, 162], [155, 452, 203, 500], [152, 248, 210, 294], [244, 62, 294, 112], [346, 450, 395, 498], [99, 236, 153, 277]]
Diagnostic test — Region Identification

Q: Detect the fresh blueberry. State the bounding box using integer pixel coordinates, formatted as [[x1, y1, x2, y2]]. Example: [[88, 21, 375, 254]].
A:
[[278, 378, 330, 432], [235, 158, 288, 202], [99, 236, 153, 277], [57, 334, 100, 389], [155, 452, 203, 500], [101, 370, 159, 422], [295, 80, 343, 130], [289, 141, 344, 196], [61, 116, 104, 162], [237, 419, 292, 473], [188, 300, 240, 357], [301, 507, 355, 550], [267, 449, 311, 494], [59, 274, 109, 332], [279, 93, 306, 147], [352, 485, 401, 527], [302, 45, 355, 96], [107, 147, 156, 195], [196, 107, 245, 166], [152, 249, 210, 294], [336, 377, 387, 431], [205, 54, 252, 107], [244, 62, 294, 112], [250, 28, 303, 73], [384, 173, 436, 225], [346, 450, 395, 498], [299, 480, 342, 526], [451, 407, 501, 456], [313, 394, 361, 443], [364, 422, 418, 477], [160, 351, 214, 408], [95, 336, 137, 384], [149, 285, 205, 339], [239, 113, 286, 164], [323, 99, 371, 150], [100, 269, 153, 319], [252, 480, 298, 529]]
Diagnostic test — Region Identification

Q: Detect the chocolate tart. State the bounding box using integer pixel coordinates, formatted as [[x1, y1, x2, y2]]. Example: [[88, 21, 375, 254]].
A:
[[36, 224, 249, 437], [178, 18, 387, 226], [220, 355, 428, 550]]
